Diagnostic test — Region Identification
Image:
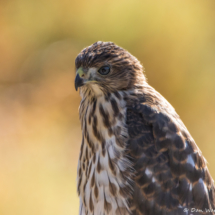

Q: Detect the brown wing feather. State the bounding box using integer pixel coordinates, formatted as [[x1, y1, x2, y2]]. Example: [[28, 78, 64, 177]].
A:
[[126, 90, 215, 215]]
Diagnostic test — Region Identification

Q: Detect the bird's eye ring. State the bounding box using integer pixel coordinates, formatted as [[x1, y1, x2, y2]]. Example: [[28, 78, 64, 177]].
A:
[[98, 66, 110, 75]]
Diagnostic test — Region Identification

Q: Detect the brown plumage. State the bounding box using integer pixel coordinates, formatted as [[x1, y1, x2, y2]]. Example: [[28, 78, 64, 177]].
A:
[[75, 41, 215, 215]]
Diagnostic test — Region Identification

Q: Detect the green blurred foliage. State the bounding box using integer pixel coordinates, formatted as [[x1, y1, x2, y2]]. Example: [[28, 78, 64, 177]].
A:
[[0, 0, 215, 214]]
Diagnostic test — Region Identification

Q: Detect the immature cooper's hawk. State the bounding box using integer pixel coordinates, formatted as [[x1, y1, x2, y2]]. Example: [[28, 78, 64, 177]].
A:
[[75, 41, 215, 215]]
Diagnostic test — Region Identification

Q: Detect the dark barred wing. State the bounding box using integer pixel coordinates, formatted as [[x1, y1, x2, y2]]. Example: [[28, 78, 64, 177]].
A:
[[126, 96, 215, 215]]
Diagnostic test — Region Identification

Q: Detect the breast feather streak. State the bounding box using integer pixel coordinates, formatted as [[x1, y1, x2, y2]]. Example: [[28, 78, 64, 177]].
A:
[[77, 92, 133, 215]]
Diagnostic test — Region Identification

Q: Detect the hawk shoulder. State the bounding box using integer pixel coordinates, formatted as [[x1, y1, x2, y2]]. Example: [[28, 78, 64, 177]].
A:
[[126, 89, 215, 215]]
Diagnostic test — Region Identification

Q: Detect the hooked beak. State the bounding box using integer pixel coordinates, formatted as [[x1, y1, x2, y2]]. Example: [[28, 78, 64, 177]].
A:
[[75, 67, 85, 91]]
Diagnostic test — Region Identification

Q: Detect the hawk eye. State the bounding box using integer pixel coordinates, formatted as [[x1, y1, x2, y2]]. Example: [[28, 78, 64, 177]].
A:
[[98, 66, 110, 75]]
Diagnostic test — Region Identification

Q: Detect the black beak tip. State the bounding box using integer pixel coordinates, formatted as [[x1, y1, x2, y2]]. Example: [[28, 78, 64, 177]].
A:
[[75, 74, 84, 91]]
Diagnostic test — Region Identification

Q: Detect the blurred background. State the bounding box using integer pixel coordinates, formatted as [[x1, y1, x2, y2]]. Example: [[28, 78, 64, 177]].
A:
[[0, 0, 215, 214]]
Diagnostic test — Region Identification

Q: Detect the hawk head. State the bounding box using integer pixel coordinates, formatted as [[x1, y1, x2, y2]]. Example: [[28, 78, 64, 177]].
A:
[[75, 41, 145, 98]]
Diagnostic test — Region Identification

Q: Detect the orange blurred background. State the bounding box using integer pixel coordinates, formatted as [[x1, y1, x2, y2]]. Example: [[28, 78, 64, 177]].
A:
[[0, 0, 215, 214]]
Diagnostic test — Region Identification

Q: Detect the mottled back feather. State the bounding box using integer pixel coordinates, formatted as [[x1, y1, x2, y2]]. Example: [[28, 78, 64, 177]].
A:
[[126, 86, 215, 215]]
